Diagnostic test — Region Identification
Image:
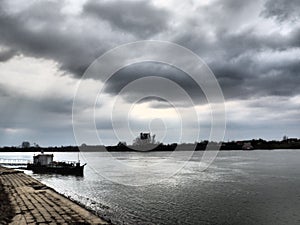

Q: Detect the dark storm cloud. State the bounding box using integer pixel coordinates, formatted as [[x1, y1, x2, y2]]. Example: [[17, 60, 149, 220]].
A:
[[0, 48, 16, 62], [103, 62, 207, 106], [262, 0, 300, 22], [83, 0, 170, 38], [208, 48, 300, 99], [0, 0, 299, 103], [96, 0, 300, 103], [0, 0, 108, 76], [169, 0, 300, 100], [0, 0, 170, 78]]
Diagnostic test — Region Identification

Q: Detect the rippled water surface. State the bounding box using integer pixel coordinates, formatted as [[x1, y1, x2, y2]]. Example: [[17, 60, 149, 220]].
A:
[[2, 150, 300, 225]]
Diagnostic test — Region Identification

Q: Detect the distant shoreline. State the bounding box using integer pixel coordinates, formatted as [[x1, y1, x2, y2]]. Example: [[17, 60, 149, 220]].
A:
[[1, 138, 300, 152], [1, 149, 300, 153]]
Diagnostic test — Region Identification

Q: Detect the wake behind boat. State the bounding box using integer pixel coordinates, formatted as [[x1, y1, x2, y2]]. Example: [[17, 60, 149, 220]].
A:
[[27, 153, 86, 176]]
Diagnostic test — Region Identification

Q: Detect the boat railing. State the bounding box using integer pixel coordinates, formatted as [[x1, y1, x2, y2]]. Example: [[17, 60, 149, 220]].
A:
[[49, 161, 80, 167], [0, 158, 31, 166]]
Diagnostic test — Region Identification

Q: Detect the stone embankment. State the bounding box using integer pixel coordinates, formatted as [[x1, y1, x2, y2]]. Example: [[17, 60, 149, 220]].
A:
[[0, 167, 109, 225]]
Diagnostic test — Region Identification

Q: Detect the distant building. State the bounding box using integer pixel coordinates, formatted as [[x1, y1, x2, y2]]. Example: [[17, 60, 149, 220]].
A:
[[140, 132, 150, 140], [133, 132, 156, 145]]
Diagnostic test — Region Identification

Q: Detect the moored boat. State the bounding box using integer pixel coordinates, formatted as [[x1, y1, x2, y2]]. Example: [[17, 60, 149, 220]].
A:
[[27, 153, 86, 176]]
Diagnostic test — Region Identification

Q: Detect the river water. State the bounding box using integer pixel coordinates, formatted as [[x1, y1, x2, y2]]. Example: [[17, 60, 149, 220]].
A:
[[1, 150, 300, 225]]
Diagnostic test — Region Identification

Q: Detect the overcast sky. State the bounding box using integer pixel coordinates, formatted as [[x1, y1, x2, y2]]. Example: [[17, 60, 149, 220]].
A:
[[0, 0, 299, 146]]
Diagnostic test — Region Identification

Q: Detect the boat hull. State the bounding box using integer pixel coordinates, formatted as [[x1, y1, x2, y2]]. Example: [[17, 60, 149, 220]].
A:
[[27, 164, 85, 176]]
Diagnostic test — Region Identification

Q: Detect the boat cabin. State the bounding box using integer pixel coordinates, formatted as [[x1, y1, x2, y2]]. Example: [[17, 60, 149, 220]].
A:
[[33, 154, 53, 166]]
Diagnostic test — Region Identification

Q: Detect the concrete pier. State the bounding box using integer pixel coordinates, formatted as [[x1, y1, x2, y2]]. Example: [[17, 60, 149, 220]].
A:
[[0, 167, 109, 225]]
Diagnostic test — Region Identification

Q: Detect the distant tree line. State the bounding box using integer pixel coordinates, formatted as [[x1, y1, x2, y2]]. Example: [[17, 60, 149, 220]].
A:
[[0, 137, 299, 152]]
